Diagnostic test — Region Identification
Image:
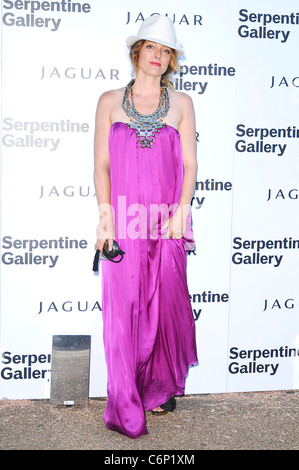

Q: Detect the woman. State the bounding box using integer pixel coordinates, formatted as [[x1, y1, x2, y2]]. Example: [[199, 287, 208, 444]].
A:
[[94, 15, 198, 439]]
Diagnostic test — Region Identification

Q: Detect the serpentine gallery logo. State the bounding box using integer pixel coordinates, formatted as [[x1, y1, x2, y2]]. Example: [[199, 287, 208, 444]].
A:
[[172, 63, 236, 95], [1, 0, 91, 31], [2, 116, 90, 151], [235, 124, 299, 157], [238, 9, 299, 43], [228, 345, 299, 377], [1, 235, 88, 268], [231, 236, 299, 267], [1, 350, 51, 381]]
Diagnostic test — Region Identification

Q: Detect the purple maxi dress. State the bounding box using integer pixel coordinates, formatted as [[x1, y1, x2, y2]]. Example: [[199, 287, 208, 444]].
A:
[[101, 122, 198, 439]]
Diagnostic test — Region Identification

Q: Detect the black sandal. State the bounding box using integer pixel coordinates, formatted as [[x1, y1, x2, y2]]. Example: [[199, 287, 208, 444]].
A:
[[160, 397, 176, 412], [151, 397, 176, 415]]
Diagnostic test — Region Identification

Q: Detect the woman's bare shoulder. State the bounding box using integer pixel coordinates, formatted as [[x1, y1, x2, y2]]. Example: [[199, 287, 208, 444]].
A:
[[169, 89, 195, 126], [169, 89, 194, 107], [95, 88, 125, 122], [97, 87, 124, 105]]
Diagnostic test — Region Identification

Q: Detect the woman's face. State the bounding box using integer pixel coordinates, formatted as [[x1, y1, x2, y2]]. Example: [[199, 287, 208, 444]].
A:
[[137, 41, 172, 77]]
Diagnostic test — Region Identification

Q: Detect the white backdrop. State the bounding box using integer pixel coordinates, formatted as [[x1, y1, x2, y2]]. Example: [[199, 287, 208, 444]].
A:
[[1, 0, 298, 399]]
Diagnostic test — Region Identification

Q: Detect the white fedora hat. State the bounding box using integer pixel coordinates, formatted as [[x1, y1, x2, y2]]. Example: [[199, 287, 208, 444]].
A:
[[126, 15, 184, 56]]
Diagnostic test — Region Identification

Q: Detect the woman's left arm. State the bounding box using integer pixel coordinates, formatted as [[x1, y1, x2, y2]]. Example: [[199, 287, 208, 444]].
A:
[[166, 93, 197, 239]]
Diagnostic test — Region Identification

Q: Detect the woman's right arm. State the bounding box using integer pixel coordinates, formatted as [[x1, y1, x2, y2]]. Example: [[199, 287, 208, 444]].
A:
[[94, 92, 115, 252]]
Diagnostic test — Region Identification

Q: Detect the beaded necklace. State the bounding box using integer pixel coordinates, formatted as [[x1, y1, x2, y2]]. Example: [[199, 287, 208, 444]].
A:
[[122, 79, 170, 148]]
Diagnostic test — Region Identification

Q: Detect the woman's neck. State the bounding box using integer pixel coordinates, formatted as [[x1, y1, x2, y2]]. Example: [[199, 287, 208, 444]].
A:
[[132, 73, 162, 97]]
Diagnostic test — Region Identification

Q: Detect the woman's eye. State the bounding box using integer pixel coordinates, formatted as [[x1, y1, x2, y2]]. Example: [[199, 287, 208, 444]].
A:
[[164, 49, 170, 54]]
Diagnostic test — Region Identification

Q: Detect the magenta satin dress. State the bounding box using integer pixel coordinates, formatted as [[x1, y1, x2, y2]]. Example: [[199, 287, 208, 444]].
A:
[[101, 122, 198, 439]]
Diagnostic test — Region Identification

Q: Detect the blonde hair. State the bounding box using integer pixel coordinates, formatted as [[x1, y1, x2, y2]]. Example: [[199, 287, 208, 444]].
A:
[[129, 40, 180, 88]]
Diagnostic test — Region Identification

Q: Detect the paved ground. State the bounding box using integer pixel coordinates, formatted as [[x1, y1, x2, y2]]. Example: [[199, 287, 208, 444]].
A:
[[0, 390, 298, 452]]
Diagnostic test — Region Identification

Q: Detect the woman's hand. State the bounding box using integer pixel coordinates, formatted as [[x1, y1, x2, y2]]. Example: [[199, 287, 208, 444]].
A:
[[96, 205, 115, 252], [162, 204, 188, 240]]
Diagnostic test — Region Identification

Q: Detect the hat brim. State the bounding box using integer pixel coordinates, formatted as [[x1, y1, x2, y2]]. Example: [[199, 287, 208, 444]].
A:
[[126, 35, 184, 56]]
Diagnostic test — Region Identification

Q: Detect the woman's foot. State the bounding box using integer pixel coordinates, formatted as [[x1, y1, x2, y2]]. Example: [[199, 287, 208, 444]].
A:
[[151, 406, 168, 415], [151, 397, 176, 415]]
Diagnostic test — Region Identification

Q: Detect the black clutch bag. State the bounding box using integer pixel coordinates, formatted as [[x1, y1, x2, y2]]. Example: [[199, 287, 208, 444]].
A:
[[93, 240, 125, 272]]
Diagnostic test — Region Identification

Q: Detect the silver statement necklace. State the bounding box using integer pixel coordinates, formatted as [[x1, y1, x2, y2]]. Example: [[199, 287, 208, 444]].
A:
[[122, 79, 170, 148]]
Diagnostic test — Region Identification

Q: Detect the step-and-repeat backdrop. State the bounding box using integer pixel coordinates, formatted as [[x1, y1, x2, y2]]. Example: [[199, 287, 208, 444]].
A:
[[1, 0, 298, 399]]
